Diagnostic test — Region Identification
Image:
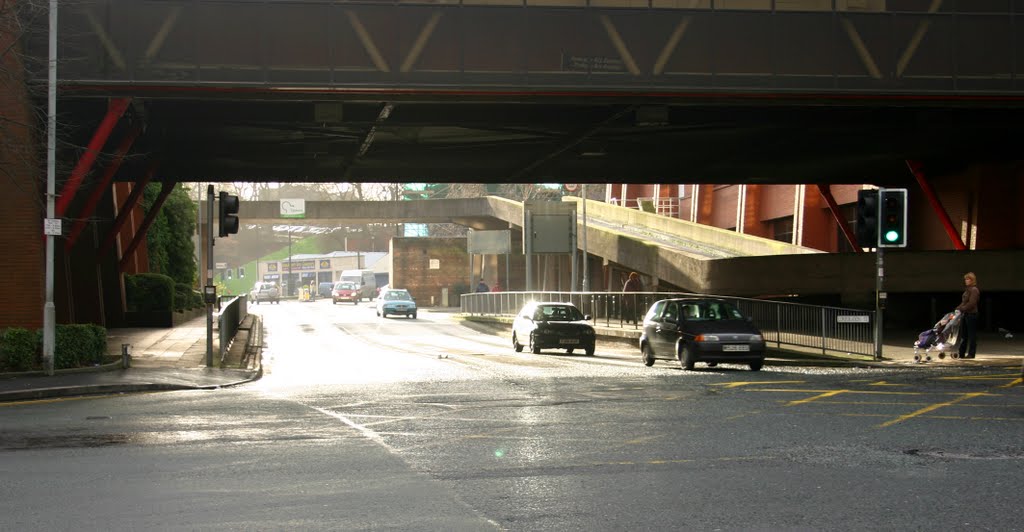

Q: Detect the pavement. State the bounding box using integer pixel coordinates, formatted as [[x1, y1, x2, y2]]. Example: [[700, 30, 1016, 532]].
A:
[[1, 309, 1021, 403]]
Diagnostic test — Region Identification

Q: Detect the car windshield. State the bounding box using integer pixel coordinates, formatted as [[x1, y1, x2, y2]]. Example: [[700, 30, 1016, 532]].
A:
[[676, 301, 745, 322], [384, 291, 410, 301], [534, 305, 584, 322], [335, 282, 356, 290]]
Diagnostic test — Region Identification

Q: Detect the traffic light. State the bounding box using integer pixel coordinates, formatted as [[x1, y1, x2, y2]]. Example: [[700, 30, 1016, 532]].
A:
[[878, 188, 907, 248], [218, 191, 239, 237], [855, 189, 879, 248]]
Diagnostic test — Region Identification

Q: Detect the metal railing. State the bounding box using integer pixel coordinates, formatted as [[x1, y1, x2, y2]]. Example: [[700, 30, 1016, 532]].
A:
[[218, 295, 247, 363], [462, 291, 876, 358]]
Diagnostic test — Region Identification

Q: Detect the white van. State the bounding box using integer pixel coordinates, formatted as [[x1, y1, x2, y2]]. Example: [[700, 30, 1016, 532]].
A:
[[339, 269, 376, 301]]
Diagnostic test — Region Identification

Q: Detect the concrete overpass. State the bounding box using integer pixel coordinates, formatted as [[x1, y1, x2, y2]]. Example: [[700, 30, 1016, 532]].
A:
[[228, 197, 1023, 311]]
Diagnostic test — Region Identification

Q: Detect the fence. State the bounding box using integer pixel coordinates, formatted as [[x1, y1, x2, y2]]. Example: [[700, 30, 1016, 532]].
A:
[[462, 291, 877, 358], [218, 294, 247, 363]]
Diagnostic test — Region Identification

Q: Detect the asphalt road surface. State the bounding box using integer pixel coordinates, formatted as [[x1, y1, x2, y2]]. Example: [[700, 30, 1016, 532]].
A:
[[1, 300, 1021, 531]]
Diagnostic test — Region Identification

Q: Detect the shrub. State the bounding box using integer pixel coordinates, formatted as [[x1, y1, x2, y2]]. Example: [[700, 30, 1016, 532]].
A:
[[0, 328, 40, 372], [54, 324, 107, 369], [126, 273, 175, 312]]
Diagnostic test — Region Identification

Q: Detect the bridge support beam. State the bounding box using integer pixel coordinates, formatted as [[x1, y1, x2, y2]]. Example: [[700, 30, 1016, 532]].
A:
[[97, 162, 157, 259], [119, 181, 175, 273], [65, 125, 141, 251], [817, 184, 861, 252], [55, 97, 131, 217], [907, 160, 967, 250]]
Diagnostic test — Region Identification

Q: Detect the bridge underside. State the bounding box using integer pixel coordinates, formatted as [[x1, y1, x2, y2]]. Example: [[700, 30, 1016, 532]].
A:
[[58, 94, 1021, 185]]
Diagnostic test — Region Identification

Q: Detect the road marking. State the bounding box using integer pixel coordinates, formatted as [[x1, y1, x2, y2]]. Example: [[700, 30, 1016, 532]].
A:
[[876, 392, 988, 428], [867, 381, 907, 387], [1000, 377, 1022, 388], [0, 393, 152, 407], [786, 389, 848, 406], [713, 380, 805, 389]]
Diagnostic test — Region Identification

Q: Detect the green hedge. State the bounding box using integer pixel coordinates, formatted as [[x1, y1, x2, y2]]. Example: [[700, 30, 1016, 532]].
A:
[[0, 324, 107, 372], [0, 328, 39, 372], [174, 283, 204, 312], [126, 273, 175, 312]]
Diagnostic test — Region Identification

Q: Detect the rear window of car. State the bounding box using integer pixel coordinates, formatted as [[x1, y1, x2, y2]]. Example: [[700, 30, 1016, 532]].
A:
[[536, 305, 583, 321], [383, 290, 410, 300], [334, 282, 356, 290]]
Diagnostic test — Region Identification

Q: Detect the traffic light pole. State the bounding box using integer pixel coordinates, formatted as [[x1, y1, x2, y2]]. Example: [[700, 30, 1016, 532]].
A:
[[206, 185, 214, 367], [874, 246, 884, 361]]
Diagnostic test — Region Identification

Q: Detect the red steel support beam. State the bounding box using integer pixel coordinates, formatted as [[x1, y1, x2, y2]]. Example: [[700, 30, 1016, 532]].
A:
[[56, 97, 132, 217], [906, 160, 967, 250], [816, 184, 860, 252], [119, 181, 176, 272], [65, 125, 142, 251], [97, 164, 157, 259]]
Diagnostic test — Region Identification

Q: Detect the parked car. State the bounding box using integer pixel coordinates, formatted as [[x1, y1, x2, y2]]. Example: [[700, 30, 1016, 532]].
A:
[[332, 281, 360, 305], [639, 298, 765, 371], [512, 302, 596, 356], [318, 282, 335, 298], [376, 288, 417, 319], [249, 281, 280, 305]]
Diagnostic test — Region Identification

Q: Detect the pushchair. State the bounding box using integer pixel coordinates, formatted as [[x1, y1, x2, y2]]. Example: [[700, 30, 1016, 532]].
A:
[[912, 310, 962, 363]]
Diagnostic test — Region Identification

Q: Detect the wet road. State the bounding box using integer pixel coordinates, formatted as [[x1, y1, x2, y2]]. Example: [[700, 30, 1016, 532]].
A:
[[1, 300, 1021, 531]]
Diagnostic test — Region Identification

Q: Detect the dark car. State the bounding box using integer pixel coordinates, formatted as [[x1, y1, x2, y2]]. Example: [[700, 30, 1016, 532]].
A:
[[639, 298, 766, 371], [512, 302, 596, 356], [318, 282, 334, 298]]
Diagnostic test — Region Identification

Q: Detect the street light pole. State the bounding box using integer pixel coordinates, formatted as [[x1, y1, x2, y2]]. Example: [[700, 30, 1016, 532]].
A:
[[288, 226, 292, 297], [42, 0, 58, 375]]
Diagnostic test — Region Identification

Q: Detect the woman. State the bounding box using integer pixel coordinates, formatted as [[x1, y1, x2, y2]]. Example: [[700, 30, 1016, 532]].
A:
[[955, 272, 980, 359]]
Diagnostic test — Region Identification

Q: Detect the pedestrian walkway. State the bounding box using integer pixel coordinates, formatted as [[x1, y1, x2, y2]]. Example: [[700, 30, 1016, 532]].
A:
[[0, 314, 261, 402]]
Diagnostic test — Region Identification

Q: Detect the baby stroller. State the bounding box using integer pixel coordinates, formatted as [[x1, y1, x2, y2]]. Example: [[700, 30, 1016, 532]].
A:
[[913, 310, 962, 363]]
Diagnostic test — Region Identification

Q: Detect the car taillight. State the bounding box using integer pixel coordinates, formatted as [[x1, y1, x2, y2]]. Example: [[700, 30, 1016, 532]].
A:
[[695, 334, 720, 342]]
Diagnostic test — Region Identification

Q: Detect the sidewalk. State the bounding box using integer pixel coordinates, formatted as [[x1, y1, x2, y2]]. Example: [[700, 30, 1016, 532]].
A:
[[0, 314, 262, 403]]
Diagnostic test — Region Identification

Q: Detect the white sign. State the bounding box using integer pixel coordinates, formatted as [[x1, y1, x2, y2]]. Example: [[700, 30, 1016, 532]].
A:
[[836, 315, 870, 324], [280, 199, 306, 219], [215, 262, 228, 269], [429, 259, 440, 270], [43, 218, 62, 236]]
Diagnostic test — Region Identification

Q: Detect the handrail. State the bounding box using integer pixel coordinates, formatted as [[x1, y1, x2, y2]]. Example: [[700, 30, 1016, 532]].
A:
[[461, 291, 876, 358], [218, 295, 247, 363]]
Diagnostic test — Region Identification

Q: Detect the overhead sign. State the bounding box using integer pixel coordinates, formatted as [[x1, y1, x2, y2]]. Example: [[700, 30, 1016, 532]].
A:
[[280, 199, 306, 219], [836, 315, 870, 324], [468, 229, 512, 254]]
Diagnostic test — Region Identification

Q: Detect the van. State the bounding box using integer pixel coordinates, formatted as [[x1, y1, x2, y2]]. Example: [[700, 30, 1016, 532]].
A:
[[339, 269, 376, 301]]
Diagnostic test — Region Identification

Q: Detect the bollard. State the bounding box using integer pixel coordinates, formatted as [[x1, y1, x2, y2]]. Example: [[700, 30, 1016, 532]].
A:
[[121, 343, 132, 369]]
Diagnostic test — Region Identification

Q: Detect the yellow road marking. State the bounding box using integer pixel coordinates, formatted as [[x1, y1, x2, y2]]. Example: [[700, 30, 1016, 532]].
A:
[[935, 374, 1021, 382], [786, 390, 848, 406], [748, 388, 923, 396], [713, 381, 804, 389], [868, 381, 907, 387], [1000, 378, 1022, 388], [877, 392, 988, 428]]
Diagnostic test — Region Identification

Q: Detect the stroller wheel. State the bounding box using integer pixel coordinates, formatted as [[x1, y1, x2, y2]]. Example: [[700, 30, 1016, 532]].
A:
[[951, 352, 959, 359], [913, 354, 922, 363], [925, 355, 932, 362], [938, 352, 945, 359]]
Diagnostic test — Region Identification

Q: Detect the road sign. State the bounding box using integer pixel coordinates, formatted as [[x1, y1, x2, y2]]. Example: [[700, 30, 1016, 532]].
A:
[[837, 315, 870, 323], [43, 218, 62, 236], [564, 183, 579, 192]]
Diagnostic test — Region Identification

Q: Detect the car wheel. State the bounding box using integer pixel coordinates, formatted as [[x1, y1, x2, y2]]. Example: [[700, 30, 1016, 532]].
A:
[[376, 309, 380, 317], [641, 343, 656, 367], [354, 300, 358, 305], [530, 333, 541, 354], [566, 348, 574, 355], [679, 344, 696, 371], [749, 361, 764, 372], [707, 362, 718, 368], [513, 333, 523, 352], [585, 346, 595, 357], [332, 300, 336, 305]]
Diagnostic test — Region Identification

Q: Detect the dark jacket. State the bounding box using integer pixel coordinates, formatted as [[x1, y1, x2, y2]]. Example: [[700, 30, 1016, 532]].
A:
[[956, 286, 980, 314]]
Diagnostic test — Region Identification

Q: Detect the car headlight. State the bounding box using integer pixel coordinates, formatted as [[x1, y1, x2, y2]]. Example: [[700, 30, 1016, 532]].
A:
[[695, 334, 720, 342], [750, 335, 764, 342]]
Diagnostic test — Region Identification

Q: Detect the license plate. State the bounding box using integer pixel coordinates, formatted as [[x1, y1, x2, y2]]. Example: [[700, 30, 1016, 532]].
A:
[[559, 339, 579, 345], [723, 344, 750, 352]]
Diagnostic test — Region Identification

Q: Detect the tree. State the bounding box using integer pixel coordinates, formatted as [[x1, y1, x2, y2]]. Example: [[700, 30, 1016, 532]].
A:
[[143, 183, 197, 285]]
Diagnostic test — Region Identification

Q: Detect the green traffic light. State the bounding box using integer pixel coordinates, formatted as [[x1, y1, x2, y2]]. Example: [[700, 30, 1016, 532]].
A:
[[884, 230, 900, 243]]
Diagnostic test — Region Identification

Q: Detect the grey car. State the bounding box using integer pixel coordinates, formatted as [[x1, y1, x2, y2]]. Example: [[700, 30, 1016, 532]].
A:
[[639, 298, 766, 371], [512, 302, 596, 356]]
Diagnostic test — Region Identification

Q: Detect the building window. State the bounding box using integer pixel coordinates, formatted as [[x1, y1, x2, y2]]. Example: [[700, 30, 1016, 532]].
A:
[[771, 217, 794, 244], [836, 204, 858, 253]]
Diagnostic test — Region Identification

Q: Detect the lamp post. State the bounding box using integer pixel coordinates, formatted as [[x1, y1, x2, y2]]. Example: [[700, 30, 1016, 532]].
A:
[[287, 225, 292, 297]]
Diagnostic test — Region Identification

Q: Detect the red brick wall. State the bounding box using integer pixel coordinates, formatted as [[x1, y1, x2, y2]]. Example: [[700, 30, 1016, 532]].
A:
[[0, 7, 44, 329], [390, 237, 471, 307]]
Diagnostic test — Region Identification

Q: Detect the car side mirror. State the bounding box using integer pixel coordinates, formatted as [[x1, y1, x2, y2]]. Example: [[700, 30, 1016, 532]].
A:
[[584, 314, 592, 321]]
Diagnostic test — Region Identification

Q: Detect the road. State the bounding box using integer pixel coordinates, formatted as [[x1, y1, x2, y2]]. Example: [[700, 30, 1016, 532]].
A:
[[1, 300, 1021, 531]]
